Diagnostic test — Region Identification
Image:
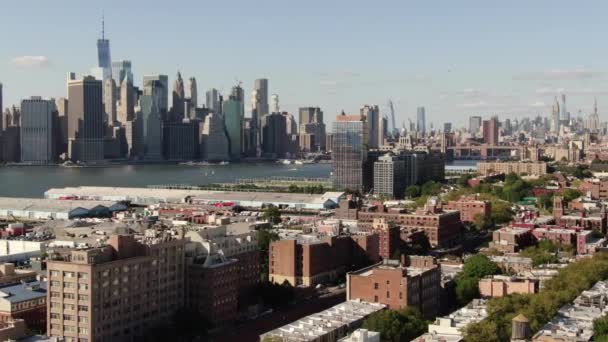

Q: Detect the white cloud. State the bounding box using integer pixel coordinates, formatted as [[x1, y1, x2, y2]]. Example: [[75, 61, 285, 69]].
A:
[[514, 69, 605, 81], [11, 55, 50, 67], [529, 101, 547, 108]]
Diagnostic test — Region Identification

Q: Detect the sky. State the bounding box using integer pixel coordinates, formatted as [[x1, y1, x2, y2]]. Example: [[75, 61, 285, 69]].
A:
[[1, 0, 608, 128]]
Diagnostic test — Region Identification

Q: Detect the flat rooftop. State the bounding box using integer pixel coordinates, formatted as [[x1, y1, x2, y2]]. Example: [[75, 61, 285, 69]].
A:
[[260, 300, 385, 342], [46, 186, 344, 206], [0, 197, 115, 213]]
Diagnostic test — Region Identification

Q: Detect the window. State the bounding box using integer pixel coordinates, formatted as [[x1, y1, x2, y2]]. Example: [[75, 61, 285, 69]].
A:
[[386, 291, 390, 298], [78, 316, 88, 323], [64, 314, 75, 321], [78, 294, 89, 301], [374, 295, 378, 302], [50, 271, 60, 277], [77, 272, 88, 279], [78, 327, 88, 334], [79, 283, 88, 291], [50, 313, 60, 319], [374, 283, 378, 290], [64, 271, 75, 278], [64, 293, 75, 299], [78, 305, 89, 312]]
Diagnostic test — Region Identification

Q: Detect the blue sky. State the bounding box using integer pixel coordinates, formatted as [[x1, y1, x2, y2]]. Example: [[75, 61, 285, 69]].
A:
[[1, 0, 607, 127]]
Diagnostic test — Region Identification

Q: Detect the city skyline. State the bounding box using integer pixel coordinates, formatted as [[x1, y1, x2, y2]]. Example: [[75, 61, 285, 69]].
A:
[[1, 1, 608, 127]]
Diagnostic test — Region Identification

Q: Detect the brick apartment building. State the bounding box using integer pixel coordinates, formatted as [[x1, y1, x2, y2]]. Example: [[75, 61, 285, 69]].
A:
[[269, 233, 380, 287], [444, 194, 492, 223], [553, 196, 607, 233], [346, 256, 440, 319], [185, 226, 260, 325], [358, 197, 462, 248], [478, 276, 538, 298], [46, 230, 186, 342], [372, 218, 400, 260], [477, 161, 547, 176], [0, 281, 46, 332], [489, 226, 535, 253], [579, 178, 608, 200]]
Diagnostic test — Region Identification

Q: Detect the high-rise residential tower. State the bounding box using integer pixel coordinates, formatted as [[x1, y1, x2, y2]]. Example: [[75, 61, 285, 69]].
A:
[[416, 107, 426, 134], [20, 96, 56, 164], [332, 112, 370, 191], [67, 75, 104, 161]]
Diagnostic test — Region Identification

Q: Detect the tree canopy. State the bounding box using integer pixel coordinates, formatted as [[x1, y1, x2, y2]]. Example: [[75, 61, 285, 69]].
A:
[[362, 308, 427, 342], [262, 206, 282, 224]]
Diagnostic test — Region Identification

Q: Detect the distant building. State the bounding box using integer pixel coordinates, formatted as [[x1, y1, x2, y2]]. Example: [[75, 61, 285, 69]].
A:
[[443, 122, 452, 133], [111, 60, 133, 85], [412, 299, 488, 342], [205, 88, 220, 113], [347, 256, 440, 318], [332, 113, 371, 192], [143, 74, 169, 114], [362, 105, 382, 149], [139, 93, 163, 160], [477, 161, 547, 176], [103, 78, 117, 125], [339, 329, 380, 342], [170, 72, 185, 122], [20, 97, 56, 164], [416, 107, 426, 134], [163, 120, 199, 160], [223, 97, 243, 160], [67, 75, 104, 162], [187, 77, 197, 109], [482, 116, 499, 145], [117, 78, 134, 124], [261, 112, 288, 158], [201, 112, 229, 161], [298, 107, 326, 151]]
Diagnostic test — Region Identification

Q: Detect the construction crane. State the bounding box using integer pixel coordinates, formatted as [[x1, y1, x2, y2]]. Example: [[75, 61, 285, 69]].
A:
[[387, 100, 398, 138]]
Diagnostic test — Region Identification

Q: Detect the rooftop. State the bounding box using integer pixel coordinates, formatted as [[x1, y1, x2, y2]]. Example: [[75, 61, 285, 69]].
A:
[[0, 280, 47, 303], [0, 197, 115, 213], [260, 300, 385, 342]]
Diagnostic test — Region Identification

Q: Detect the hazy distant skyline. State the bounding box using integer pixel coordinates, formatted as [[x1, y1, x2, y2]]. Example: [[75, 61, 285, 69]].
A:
[[1, 0, 608, 127]]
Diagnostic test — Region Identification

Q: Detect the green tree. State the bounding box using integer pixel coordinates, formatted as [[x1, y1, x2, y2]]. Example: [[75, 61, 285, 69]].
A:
[[262, 205, 282, 224], [594, 316, 608, 340], [421, 181, 442, 196], [455, 275, 480, 304], [405, 185, 421, 198], [288, 184, 300, 193], [538, 193, 554, 210], [462, 255, 501, 279], [362, 308, 427, 342], [457, 174, 474, 187], [562, 188, 582, 203], [472, 213, 491, 231]]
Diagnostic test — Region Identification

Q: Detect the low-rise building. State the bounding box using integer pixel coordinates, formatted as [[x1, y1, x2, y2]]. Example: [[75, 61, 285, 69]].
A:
[[444, 195, 491, 224], [260, 300, 386, 342], [0, 280, 46, 331], [269, 233, 380, 287], [0, 319, 26, 341], [0, 263, 37, 286], [478, 275, 538, 298], [489, 256, 534, 274], [339, 329, 380, 342], [347, 256, 440, 318], [411, 299, 488, 342], [533, 281, 608, 341], [488, 226, 534, 253]]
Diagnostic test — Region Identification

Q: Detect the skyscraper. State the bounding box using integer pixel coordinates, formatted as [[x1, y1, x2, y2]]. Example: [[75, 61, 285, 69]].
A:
[[298, 107, 326, 151], [143, 75, 169, 114], [261, 112, 288, 158], [95, 15, 112, 94], [469, 116, 482, 134], [0, 83, 3, 121], [140, 83, 163, 160], [223, 94, 244, 160], [67, 75, 104, 161], [20, 97, 56, 164], [332, 113, 369, 191], [361, 105, 382, 149], [104, 78, 117, 125], [55, 97, 68, 155], [482, 116, 499, 145], [201, 112, 230, 161], [205, 88, 220, 113], [551, 96, 561, 134], [561, 94, 568, 122], [253, 79, 269, 120], [117, 78, 134, 124], [443, 122, 452, 133], [416, 107, 426, 134], [171, 72, 185, 121], [188, 77, 198, 109], [111, 60, 133, 85]]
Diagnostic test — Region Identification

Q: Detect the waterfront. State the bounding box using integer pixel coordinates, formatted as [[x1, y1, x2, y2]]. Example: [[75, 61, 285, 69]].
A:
[[0, 160, 478, 198], [0, 163, 333, 198]]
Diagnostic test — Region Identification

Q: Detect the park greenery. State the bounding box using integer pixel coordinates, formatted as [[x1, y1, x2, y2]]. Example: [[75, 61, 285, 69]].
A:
[[464, 252, 608, 342], [594, 316, 608, 342], [361, 307, 427, 342], [520, 240, 572, 267], [454, 255, 501, 304]]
